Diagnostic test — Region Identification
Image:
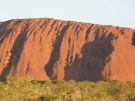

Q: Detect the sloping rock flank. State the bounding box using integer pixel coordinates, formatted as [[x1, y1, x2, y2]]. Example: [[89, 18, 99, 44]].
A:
[[0, 18, 135, 81]]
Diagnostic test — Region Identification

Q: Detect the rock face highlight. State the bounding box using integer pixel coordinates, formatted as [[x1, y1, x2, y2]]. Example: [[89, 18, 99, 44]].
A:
[[0, 18, 135, 81]]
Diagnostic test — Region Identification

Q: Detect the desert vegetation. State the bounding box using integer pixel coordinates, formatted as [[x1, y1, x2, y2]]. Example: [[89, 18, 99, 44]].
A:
[[0, 76, 135, 101]]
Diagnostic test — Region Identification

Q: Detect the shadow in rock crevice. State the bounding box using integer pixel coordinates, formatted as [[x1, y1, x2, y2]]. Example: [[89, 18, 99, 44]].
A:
[[64, 32, 117, 81], [0, 25, 29, 80], [132, 31, 135, 46], [0, 20, 13, 45], [45, 24, 69, 79], [0, 20, 23, 52], [85, 24, 94, 41]]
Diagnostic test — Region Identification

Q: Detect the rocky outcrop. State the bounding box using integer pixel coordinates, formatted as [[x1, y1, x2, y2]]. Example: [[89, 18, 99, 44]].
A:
[[0, 18, 135, 81]]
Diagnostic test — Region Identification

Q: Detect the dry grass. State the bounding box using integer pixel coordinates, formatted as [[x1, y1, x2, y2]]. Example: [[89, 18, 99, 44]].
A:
[[0, 76, 135, 101]]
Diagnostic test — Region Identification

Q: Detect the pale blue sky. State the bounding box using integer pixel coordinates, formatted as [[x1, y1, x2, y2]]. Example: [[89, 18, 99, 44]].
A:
[[0, 0, 135, 28]]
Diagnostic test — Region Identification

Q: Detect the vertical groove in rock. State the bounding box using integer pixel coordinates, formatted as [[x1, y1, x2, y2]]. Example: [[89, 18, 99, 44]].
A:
[[45, 23, 70, 79], [0, 23, 29, 80], [132, 31, 135, 46], [85, 24, 94, 42]]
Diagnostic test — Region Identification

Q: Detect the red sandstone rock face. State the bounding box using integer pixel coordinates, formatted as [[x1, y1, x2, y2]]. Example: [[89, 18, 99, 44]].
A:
[[0, 18, 135, 81]]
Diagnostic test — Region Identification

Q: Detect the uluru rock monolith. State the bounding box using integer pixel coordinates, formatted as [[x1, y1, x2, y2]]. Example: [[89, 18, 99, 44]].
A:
[[0, 18, 135, 81]]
